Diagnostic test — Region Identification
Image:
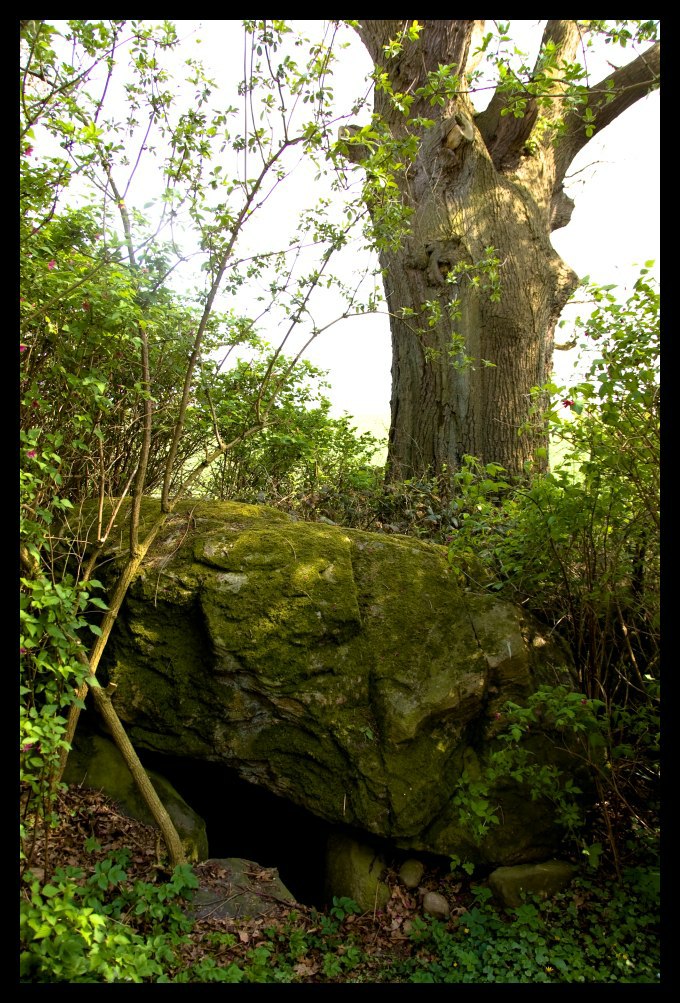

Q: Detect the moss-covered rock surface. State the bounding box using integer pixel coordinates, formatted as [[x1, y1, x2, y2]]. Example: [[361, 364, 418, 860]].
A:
[[84, 499, 577, 865]]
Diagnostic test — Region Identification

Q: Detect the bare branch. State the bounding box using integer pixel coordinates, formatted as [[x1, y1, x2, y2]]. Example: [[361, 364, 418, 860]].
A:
[[159, 134, 305, 511]]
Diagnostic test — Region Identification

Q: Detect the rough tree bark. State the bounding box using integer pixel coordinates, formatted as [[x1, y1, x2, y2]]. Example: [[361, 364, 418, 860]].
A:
[[353, 20, 659, 479]]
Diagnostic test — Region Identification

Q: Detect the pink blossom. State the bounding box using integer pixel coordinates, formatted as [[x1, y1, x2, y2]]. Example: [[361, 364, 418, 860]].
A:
[[47, 259, 56, 270], [23, 145, 33, 157], [20, 344, 27, 353], [26, 450, 36, 459], [561, 399, 575, 409]]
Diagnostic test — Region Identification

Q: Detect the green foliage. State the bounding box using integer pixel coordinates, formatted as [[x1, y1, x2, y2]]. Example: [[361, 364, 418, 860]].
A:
[[20, 202, 245, 502], [450, 685, 608, 863], [20, 408, 109, 850], [468, 20, 658, 141], [393, 871, 659, 983], [452, 275, 658, 655], [19, 17, 390, 511], [171, 898, 368, 983], [525, 274, 658, 711], [258, 457, 511, 543], [20, 857, 198, 983], [20, 575, 103, 766], [188, 355, 383, 505], [21, 837, 660, 984], [580, 20, 660, 48], [329, 895, 364, 921]]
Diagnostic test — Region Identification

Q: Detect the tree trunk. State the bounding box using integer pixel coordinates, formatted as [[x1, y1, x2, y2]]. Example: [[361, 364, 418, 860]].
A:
[[380, 157, 576, 479], [353, 20, 659, 479]]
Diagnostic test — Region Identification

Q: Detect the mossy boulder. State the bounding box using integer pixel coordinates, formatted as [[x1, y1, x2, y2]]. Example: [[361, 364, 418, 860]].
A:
[[83, 498, 579, 866]]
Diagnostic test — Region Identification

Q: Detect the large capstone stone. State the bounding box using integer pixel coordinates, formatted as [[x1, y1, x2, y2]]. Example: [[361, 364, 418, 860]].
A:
[[84, 499, 580, 866]]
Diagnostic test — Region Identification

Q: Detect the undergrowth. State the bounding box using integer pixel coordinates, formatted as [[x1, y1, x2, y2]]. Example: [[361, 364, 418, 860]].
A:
[[20, 847, 660, 983]]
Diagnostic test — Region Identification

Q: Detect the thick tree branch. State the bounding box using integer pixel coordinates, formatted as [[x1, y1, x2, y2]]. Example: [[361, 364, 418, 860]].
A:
[[477, 20, 582, 170], [554, 41, 660, 182], [56, 639, 188, 866], [90, 678, 187, 868], [355, 19, 479, 121]]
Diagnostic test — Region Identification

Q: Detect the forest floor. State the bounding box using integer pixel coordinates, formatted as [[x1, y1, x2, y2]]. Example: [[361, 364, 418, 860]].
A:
[[22, 784, 481, 983]]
